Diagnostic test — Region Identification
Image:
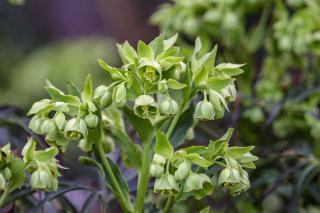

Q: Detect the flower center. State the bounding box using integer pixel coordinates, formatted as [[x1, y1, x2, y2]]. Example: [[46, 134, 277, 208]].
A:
[[143, 67, 158, 83]]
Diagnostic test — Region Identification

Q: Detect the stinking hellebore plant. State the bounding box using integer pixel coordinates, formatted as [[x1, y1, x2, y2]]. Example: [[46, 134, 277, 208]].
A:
[[0, 34, 258, 212]]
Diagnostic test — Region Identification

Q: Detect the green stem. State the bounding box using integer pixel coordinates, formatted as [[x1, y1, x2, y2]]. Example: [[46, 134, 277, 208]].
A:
[[166, 111, 181, 138], [135, 142, 151, 213], [96, 141, 133, 213], [0, 188, 9, 208], [163, 196, 174, 213]]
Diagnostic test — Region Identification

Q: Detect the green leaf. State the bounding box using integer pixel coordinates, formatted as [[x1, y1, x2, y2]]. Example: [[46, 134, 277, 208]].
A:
[[194, 68, 209, 88], [186, 153, 213, 168], [155, 131, 174, 159], [215, 63, 245, 76], [27, 99, 54, 115], [7, 156, 25, 193], [184, 146, 207, 155], [149, 34, 164, 56], [226, 146, 255, 159], [163, 33, 178, 51], [110, 127, 142, 169], [170, 104, 194, 147], [137, 40, 154, 59], [79, 156, 105, 178], [34, 147, 59, 162], [123, 107, 154, 143], [200, 207, 211, 213], [82, 75, 93, 102], [98, 59, 125, 80], [204, 128, 234, 160], [67, 82, 81, 98], [206, 77, 234, 91], [166, 79, 186, 89], [45, 81, 81, 107], [117, 41, 137, 64]]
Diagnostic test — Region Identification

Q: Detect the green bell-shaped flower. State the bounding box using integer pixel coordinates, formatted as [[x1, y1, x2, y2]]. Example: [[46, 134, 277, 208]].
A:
[[30, 169, 52, 191], [194, 101, 215, 120], [29, 115, 45, 134], [137, 60, 162, 84], [149, 163, 164, 178], [160, 98, 179, 115], [192, 174, 214, 200], [220, 84, 236, 102], [100, 91, 113, 108], [154, 174, 179, 195], [0, 173, 6, 190], [174, 160, 190, 181], [184, 173, 214, 199], [134, 95, 158, 119], [152, 154, 166, 165], [64, 118, 88, 140], [54, 111, 66, 130], [41, 119, 58, 137], [84, 113, 99, 129]]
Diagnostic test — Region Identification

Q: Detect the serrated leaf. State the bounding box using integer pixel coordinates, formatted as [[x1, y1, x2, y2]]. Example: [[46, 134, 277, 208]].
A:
[[155, 131, 174, 159]]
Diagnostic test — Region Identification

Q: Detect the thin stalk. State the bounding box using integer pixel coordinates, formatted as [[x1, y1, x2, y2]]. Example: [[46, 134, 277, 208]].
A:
[[135, 142, 151, 213], [163, 196, 174, 213], [96, 141, 133, 213], [0, 188, 9, 208]]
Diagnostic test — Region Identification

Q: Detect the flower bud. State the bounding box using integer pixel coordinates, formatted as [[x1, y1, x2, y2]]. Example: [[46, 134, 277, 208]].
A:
[[94, 85, 108, 100], [29, 115, 44, 134], [3, 167, 12, 180], [184, 173, 202, 191], [220, 84, 236, 102], [174, 160, 190, 181], [154, 174, 179, 195], [41, 119, 58, 137], [160, 98, 178, 115], [194, 101, 215, 120], [113, 83, 127, 108], [152, 154, 166, 165], [101, 136, 115, 153], [138, 61, 162, 84], [134, 95, 158, 119], [64, 118, 88, 140], [84, 113, 99, 129], [54, 112, 66, 130], [149, 163, 164, 178], [0, 173, 6, 190], [100, 91, 113, 108], [30, 169, 52, 190]]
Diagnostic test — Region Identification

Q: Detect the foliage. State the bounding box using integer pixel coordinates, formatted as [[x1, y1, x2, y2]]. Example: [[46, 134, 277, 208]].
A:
[[0, 34, 257, 212]]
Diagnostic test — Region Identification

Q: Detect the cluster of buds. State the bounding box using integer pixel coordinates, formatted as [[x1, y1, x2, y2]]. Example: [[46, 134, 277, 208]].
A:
[[150, 129, 258, 198], [150, 132, 214, 199], [0, 145, 25, 192], [97, 34, 187, 120], [191, 38, 244, 121], [28, 76, 101, 152], [22, 138, 61, 191]]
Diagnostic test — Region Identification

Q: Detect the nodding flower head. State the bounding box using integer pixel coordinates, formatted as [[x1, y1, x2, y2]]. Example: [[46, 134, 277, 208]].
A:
[[134, 95, 158, 119], [138, 61, 162, 84], [64, 118, 88, 140], [194, 100, 215, 120], [160, 98, 179, 115]]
